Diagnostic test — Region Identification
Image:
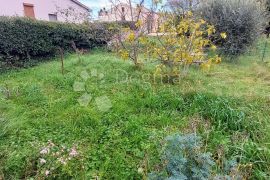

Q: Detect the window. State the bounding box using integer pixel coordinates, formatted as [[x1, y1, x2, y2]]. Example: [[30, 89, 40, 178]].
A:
[[49, 14, 58, 21], [23, 3, 35, 18], [121, 7, 125, 20]]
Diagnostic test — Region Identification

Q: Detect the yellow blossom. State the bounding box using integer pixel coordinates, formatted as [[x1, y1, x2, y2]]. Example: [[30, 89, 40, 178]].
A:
[[138, 37, 147, 44], [195, 23, 201, 30], [200, 19, 206, 24], [211, 45, 217, 50], [135, 20, 143, 28], [120, 50, 129, 60], [207, 26, 216, 36], [220, 32, 227, 39], [127, 32, 135, 42], [215, 56, 222, 64], [187, 11, 193, 16], [195, 31, 203, 36], [116, 10, 223, 76]]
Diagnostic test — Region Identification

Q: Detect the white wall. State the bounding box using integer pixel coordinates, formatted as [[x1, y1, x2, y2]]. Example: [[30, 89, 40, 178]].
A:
[[0, 0, 89, 23]]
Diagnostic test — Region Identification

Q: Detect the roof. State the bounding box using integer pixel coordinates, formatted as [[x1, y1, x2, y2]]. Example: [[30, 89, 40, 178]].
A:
[[71, 0, 91, 11]]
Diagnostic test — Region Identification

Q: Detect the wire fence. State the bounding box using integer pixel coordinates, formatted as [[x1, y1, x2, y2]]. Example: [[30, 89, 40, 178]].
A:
[[245, 38, 270, 62]]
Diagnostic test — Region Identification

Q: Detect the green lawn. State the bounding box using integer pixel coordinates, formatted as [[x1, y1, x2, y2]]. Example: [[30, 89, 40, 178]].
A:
[[0, 48, 270, 179]]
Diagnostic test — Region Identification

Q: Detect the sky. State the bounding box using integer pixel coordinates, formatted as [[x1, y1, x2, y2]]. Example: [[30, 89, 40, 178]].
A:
[[80, 0, 125, 18], [80, 0, 110, 10]]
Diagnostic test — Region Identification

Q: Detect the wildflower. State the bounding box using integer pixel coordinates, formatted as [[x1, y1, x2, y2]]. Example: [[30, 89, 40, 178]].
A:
[[69, 147, 79, 157], [58, 157, 67, 165], [220, 32, 227, 39], [40, 158, 47, 165], [40, 147, 49, 155], [45, 170, 50, 176], [138, 167, 144, 174], [48, 140, 55, 147]]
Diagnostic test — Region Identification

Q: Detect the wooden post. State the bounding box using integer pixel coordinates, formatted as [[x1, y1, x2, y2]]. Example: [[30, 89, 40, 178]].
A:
[[261, 40, 267, 62], [71, 41, 82, 63], [58, 47, 64, 74]]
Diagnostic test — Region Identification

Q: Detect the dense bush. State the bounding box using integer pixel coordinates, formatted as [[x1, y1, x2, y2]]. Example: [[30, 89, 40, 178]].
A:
[[199, 0, 264, 57], [162, 134, 214, 179], [148, 134, 246, 180], [264, 0, 270, 37], [0, 17, 113, 68], [148, 134, 214, 179], [99, 21, 137, 30]]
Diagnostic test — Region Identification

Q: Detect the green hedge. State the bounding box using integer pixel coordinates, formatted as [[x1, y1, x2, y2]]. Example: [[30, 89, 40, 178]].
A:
[[0, 17, 113, 68]]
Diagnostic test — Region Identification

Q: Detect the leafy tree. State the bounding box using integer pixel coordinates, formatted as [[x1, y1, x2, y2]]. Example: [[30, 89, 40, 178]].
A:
[[109, 0, 159, 67], [144, 11, 224, 81], [114, 2, 224, 79]]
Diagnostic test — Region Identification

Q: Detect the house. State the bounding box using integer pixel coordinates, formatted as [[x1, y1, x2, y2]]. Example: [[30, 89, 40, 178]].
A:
[[0, 0, 90, 23], [98, 3, 160, 33]]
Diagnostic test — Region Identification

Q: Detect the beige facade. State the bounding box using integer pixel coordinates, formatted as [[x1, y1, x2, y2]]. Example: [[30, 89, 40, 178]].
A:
[[0, 0, 90, 23], [98, 3, 160, 33]]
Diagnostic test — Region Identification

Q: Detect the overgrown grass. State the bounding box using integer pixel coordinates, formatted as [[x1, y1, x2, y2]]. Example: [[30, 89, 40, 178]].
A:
[[0, 45, 270, 179]]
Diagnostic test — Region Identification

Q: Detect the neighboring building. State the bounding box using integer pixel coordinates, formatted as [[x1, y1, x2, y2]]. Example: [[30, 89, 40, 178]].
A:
[[0, 0, 90, 23], [98, 3, 160, 33]]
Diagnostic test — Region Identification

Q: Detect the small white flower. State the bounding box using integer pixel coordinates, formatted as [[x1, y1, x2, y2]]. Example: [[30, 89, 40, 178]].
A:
[[69, 147, 79, 157], [48, 140, 55, 147], [58, 157, 67, 165], [45, 170, 50, 176], [40, 147, 49, 155], [40, 158, 46, 165]]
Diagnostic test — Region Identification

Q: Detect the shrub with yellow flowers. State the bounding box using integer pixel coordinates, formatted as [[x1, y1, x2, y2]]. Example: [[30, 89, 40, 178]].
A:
[[115, 9, 226, 80], [116, 20, 147, 67], [144, 11, 226, 81]]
